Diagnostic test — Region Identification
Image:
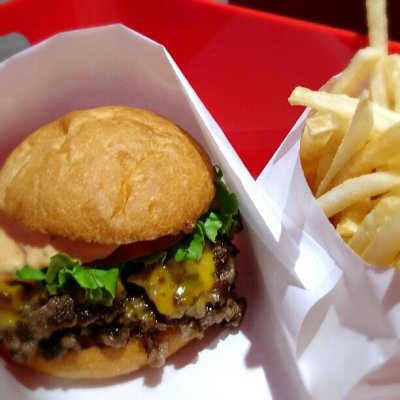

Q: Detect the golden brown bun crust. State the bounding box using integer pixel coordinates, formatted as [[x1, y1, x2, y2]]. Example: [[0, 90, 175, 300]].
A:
[[0, 106, 215, 244], [25, 329, 191, 379]]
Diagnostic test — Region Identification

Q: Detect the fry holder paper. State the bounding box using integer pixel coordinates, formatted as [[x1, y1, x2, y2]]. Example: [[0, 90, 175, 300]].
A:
[[258, 109, 400, 399], [0, 24, 301, 400]]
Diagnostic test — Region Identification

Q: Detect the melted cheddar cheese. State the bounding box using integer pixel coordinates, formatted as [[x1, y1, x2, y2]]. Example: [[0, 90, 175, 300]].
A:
[[0, 281, 28, 328], [129, 246, 215, 319]]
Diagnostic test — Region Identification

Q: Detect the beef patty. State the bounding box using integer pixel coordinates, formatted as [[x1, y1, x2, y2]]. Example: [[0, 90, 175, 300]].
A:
[[0, 239, 246, 367]]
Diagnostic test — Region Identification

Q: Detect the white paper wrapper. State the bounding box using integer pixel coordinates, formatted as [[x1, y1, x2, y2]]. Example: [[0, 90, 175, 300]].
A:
[[257, 109, 400, 399], [0, 24, 308, 400]]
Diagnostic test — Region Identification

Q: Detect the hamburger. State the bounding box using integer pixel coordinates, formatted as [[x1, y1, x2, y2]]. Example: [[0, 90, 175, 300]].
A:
[[0, 106, 246, 379]]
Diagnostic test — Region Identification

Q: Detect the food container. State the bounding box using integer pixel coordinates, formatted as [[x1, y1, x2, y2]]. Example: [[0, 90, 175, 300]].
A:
[[257, 96, 400, 399], [0, 22, 298, 400]]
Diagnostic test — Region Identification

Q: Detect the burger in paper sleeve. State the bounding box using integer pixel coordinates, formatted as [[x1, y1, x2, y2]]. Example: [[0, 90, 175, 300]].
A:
[[0, 106, 246, 379]]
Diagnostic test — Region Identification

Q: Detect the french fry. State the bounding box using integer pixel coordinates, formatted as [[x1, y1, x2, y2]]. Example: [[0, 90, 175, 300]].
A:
[[289, 87, 400, 131], [361, 206, 400, 265], [317, 172, 400, 218], [300, 113, 336, 160], [370, 58, 390, 107], [348, 196, 400, 255], [332, 120, 400, 185], [312, 129, 343, 194], [382, 153, 400, 171], [336, 199, 375, 241], [289, 87, 358, 121], [316, 93, 373, 196], [391, 254, 400, 268], [330, 47, 383, 95], [385, 55, 400, 112], [366, 0, 388, 53], [300, 114, 336, 187]]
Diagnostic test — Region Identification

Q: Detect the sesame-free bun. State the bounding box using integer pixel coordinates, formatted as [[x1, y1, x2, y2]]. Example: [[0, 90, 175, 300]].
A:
[[0, 106, 215, 244], [25, 329, 191, 379]]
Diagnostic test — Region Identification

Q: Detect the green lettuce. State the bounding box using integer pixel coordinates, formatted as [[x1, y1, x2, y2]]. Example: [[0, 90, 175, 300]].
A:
[[17, 254, 119, 306], [171, 168, 240, 261]]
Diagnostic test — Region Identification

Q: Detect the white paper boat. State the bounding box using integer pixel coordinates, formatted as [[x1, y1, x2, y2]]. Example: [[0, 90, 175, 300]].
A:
[[0, 24, 306, 400], [258, 108, 400, 399]]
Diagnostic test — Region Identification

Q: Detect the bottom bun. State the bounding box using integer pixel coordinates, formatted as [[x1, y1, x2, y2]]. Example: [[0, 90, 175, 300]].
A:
[[25, 329, 191, 379]]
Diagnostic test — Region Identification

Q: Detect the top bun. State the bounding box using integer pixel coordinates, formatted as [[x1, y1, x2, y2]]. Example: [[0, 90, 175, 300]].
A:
[[0, 106, 215, 244]]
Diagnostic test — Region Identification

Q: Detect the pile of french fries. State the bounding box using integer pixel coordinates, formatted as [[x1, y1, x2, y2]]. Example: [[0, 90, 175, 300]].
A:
[[289, 0, 400, 267]]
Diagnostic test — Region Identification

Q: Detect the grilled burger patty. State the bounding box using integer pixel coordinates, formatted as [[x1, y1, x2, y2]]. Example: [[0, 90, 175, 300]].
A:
[[0, 239, 246, 367]]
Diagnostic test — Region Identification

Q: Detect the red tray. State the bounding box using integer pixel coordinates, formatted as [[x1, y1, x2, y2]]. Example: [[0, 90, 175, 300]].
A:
[[1, 0, 400, 177]]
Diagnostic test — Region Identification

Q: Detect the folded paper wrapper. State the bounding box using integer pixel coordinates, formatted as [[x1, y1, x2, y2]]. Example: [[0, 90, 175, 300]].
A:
[[258, 109, 400, 399], [1, 23, 399, 400], [0, 24, 296, 400]]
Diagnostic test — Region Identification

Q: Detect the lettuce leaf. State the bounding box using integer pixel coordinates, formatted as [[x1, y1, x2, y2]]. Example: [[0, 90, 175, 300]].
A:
[[17, 254, 119, 306], [214, 168, 240, 236], [171, 168, 240, 262]]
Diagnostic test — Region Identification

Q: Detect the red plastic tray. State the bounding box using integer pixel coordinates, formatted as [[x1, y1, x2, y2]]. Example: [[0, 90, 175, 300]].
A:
[[1, 0, 400, 177]]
